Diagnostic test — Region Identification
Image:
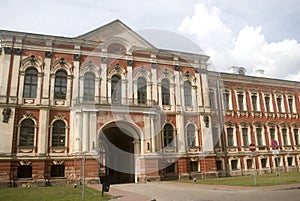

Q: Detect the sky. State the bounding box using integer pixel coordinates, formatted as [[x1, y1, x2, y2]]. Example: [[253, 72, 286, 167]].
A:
[[1, 0, 300, 81]]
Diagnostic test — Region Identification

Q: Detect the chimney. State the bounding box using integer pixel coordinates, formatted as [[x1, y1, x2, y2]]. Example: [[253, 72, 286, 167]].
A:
[[255, 69, 264, 76], [229, 66, 246, 75]]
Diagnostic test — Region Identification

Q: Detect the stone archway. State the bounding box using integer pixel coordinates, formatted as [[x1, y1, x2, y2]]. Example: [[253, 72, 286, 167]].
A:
[[99, 121, 141, 183]]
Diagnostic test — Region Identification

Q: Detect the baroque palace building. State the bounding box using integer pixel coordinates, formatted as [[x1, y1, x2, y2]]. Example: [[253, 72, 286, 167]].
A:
[[0, 20, 299, 187]]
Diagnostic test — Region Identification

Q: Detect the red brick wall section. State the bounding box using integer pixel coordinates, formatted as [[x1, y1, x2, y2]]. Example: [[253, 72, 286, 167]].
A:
[[177, 158, 188, 175], [32, 160, 46, 180], [0, 161, 11, 180], [200, 157, 216, 172]]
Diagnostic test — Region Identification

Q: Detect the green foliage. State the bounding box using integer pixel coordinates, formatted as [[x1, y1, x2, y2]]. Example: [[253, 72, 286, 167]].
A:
[[0, 185, 110, 201], [181, 172, 300, 187]]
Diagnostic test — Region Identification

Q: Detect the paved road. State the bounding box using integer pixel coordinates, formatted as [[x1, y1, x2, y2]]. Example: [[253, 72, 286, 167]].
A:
[[109, 182, 300, 201]]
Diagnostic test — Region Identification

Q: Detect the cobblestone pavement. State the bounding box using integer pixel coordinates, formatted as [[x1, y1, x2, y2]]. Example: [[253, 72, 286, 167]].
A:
[[89, 182, 300, 201]]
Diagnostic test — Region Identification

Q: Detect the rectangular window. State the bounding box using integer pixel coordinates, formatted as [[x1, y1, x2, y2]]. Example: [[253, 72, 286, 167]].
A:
[[227, 127, 234, 146], [282, 128, 288, 146], [275, 157, 281, 167], [223, 91, 230, 110], [216, 161, 223, 171], [237, 94, 244, 111], [287, 157, 293, 166], [265, 96, 270, 112], [189, 162, 198, 172], [256, 127, 263, 146], [231, 160, 238, 170], [294, 129, 299, 145], [261, 158, 267, 168], [242, 128, 248, 146], [51, 165, 65, 177], [251, 94, 258, 111], [288, 98, 294, 113], [166, 163, 175, 173], [212, 127, 220, 147], [277, 97, 282, 113], [270, 128, 276, 141], [209, 91, 216, 109], [17, 165, 32, 178], [246, 159, 253, 169]]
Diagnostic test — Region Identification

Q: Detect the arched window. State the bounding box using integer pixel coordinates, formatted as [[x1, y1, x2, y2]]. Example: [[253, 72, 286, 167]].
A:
[[111, 75, 121, 104], [54, 70, 67, 99], [52, 120, 66, 147], [23, 68, 38, 98], [83, 73, 95, 101], [187, 124, 196, 147], [184, 81, 192, 106], [137, 77, 147, 104], [19, 119, 35, 146], [161, 79, 170, 105], [163, 123, 174, 147]]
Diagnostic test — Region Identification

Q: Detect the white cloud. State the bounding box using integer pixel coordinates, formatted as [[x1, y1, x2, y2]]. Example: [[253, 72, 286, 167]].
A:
[[179, 2, 300, 81]]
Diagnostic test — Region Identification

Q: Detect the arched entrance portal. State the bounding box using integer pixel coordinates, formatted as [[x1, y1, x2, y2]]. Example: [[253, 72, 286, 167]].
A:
[[99, 121, 141, 184]]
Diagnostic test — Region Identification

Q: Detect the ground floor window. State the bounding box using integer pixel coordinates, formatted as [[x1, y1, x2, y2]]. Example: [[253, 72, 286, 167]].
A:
[[287, 157, 293, 166], [17, 165, 32, 178], [231, 160, 238, 170], [166, 163, 176, 173], [274, 157, 281, 167], [216, 160, 223, 171], [189, 161, 198, 172], [51, 165, 65, 177], [261, 158, 267, 168], [246, 159, 252, 169]]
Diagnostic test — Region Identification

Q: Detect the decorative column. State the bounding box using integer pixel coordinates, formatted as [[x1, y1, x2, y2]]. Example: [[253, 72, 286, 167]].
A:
[[151, 63, 158, 103], [42, 51, 52, 105], [195, 68, 203, 108], [10, 47, 22, 104], [174, 65, 181, 107], [0, 47, 12, 103], [176, 114, 186, 153], [89, 112, 97, 152], [100, 57, 107, 104], [82, 112, 89, 152], [72, 54, 80, 106], [66, 75, 72, 106], [150, 114, 156, 152], [74, 112, 83, 153], [36, 72, 43, 105], [127, 60, 133, 104], [37, 108, 49, 155]]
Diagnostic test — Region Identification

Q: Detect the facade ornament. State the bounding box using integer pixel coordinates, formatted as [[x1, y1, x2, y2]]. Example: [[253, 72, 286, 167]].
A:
[[13, 48, 22, 55], [204, 115, 210, 128], [54, 114, 65, 120], [45, 51, 52, 58], [2, 108, 11, 123], [174, 65, 180, 71], [4, 47, 12, 54], [73, 54, 80, 61]]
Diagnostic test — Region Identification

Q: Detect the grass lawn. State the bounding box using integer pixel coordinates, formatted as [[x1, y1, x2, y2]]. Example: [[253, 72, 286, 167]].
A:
[[180, 171, 300, 187], [0, 185, 110, 201]]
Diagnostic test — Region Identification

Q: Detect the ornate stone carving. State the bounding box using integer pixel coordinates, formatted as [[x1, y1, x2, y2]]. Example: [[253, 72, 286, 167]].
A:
[[4, 47, 12, 54], [73, 54, 80, 61], [45, 51, 52, 58], [13, 48, 22, 55], [127, 60, 133, 66], [101, 57, 107, 63], [151, 63, 157, 69], [54, 114, 65, 120], [2, 107, 11, 123], [174, 65, 180, 71], [19, 160, 32, 166]]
